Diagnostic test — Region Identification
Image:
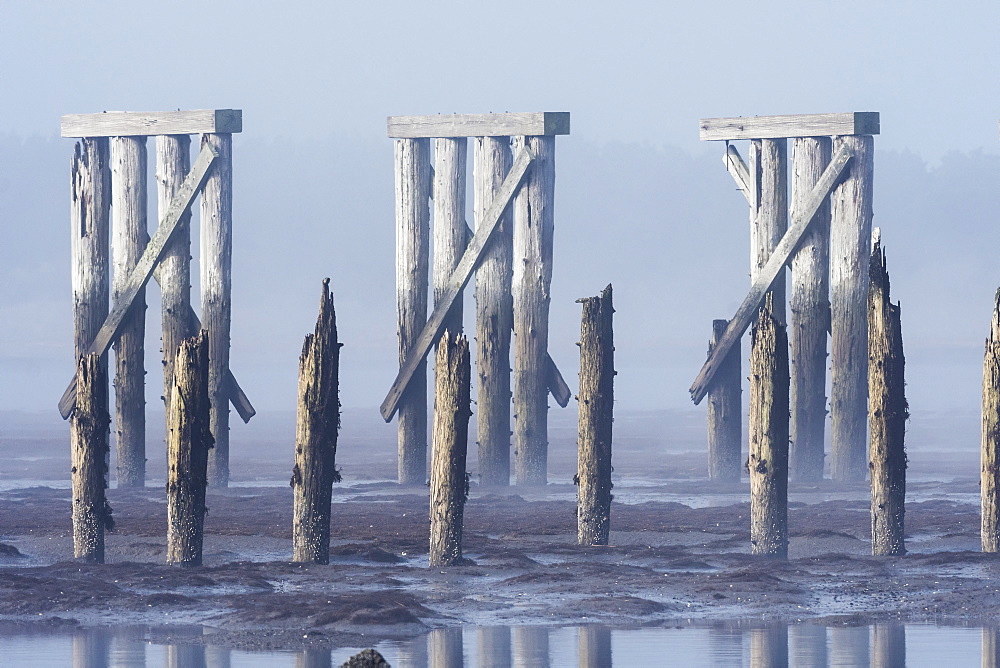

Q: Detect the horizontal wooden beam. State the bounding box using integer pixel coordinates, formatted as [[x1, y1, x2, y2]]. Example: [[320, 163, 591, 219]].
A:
[[388, 112, 570, 138], [381, 145, 536, 422], [689, 144, 855, 404], [61, 109, 243, 138], [700, 112, 879, 141]]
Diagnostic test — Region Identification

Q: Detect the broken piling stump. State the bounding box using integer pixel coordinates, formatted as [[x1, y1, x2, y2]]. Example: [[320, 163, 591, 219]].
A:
[[71, 353, 112, 563], [749, 294, 789, 559], [292, 279, 342, 564], [707, 318, 742, 481], [429, 332, 471, 567], [983, 288, 1000, 553], [868, 240, 907, 556], [166, 331, 213, 567], [576, 284, 615, 546]]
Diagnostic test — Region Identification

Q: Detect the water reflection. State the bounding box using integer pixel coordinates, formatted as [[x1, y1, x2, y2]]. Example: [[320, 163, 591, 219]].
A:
[[5, 621, 994, 667]]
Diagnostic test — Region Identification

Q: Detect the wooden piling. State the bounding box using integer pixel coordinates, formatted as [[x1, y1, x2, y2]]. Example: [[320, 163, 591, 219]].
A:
[[428, 332, 471, 567], [789, 137, 832, 482], [830, 134, 875, 482], [166, 331, 213, 567], [512, 135, 555, 485], [156, 135, 193, 420], [395, 138, 431, 485], [982, 289, 1000, 553], [433, 138, 468, 336], [749, 138, 788, 325], [201, 133, 234, 487], [428, 628, 463, 668], [292, 280, 341, 564], [868, 241, 907, 556], [474, 136, 515, 487], [576, 284, 614, 546], [749, 294, 789, 559], [71, 353, 112, 563], [707, 318, 742, 481]]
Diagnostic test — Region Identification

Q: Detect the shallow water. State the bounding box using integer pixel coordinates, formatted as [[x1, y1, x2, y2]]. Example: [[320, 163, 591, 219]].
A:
[[0, 622, 992, 667]]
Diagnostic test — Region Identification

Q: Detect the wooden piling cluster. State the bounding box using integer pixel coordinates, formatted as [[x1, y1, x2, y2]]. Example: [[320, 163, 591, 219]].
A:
[[868, 240, 907, 556], [60, 110, 254, 496], [576, 284, 615, 546], [381, 112, 571, 487], [692, 112, 879, 484], [982, 289, 1000, 552]]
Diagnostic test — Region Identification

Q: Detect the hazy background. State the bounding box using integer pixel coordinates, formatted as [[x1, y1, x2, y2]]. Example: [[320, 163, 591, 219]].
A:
[[1, 1, 999, 453]]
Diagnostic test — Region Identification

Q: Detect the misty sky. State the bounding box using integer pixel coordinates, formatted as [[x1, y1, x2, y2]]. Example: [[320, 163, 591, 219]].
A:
[[2, 1, 1000, 444]]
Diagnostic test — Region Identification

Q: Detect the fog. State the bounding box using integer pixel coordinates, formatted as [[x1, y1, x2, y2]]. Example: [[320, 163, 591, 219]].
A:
[[1, 1, 999, 438]]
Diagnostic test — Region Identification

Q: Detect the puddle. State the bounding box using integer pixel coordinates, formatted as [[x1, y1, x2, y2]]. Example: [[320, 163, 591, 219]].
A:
[[0, 621, 990, 666]]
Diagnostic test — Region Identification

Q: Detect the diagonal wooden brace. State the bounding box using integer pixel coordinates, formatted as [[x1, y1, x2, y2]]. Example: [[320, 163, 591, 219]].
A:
[[689, 144, 855, 405], [59, 144, 253, 422], [381, 146, 536, 422], [462, 220, 570, 407], [723, 144, 752, 204]]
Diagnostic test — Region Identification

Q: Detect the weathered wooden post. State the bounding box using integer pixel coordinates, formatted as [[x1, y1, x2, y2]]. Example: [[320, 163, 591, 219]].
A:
[[871, 623, 905, 668], [789, 137, 832, 481], [513, 135, 556, 485], [749, 295, 789, 559], [428, 628, 463, 668], [868, 240, 907, 556], [396, 138, 431, 485], [478, 627, 512, 668], [578, 626, 612, 668], [475, 136, 515, 487], [156, 135, 194, 422], [201, 132, 234, 487], [429, 332, 471, 567], [750, 625, 788, 668], [750, 139, 788, 325], [72, 628, 110, 668], [434, 138, 468, 336], [707, 318, 742, 481], [830, 134, 875, 482], [292, 279, 341, 564], [982, 288, 1000, 553], [71, 353, 112, 563], [576, 284, 614, 546], [110, 136, 148, 488], [295, 649, 332, 668], [166, 331, 213, 567]]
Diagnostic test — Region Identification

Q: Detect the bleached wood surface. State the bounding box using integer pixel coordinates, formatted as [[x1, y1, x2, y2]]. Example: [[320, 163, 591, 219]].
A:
[[689, 145, 854, 404], [71, 138, 110, 366], [723, 144, 752, 203], [829, 135, 875, 482], [751, 139, 788, 325], [71, 353, 111, 563], [474, 136, 515, 486], [388, 112, 569, 138], [512, 135, 555, 486], [789, 137, 832, 482], [200, 133, 234, 487], [707, 319, 742, 481], [62, 109, 242, 137], [983, 289, 1000, 553], [395, 138, 431, 484], [700, 112, 879, 141], [110, 136, 148, 487], [433, 138, 468, 337]]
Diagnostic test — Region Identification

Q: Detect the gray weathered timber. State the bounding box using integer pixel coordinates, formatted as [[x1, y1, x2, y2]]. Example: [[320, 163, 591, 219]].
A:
[[157, 135, 194, 423], [790, 137, 832, 482], [71, 353, 112, 563], [433, 138, 468, 337], [428, 333, 471, 567], [983, 289, 1000, 552], [689, 145, 854, 404], [166, 331, 213, 567], [871, 624, 906, 668], [474, 136, 515, 486], [61, 109, 242, 138], [395, 138, 431, 485], [830, 134, 875, 482], [546, 355, 572, 407], [723, 144, 752, 203], [700, 112, 880, 141], [868, 242, 906, 556], [201, 133, 234, 487], [110, 136, 148, 488], [388, 112, 569, 138], [292, 280, 341, 564], [576, 285, 614, 546], [751, 138, 788, 325], [707, 319, 742, 481], [58, 143, 217, 419], [749, 295, 789, 559], [381, 145, 535, 422], [71, 138, 111, 368], [512, 135, 555, 486]]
